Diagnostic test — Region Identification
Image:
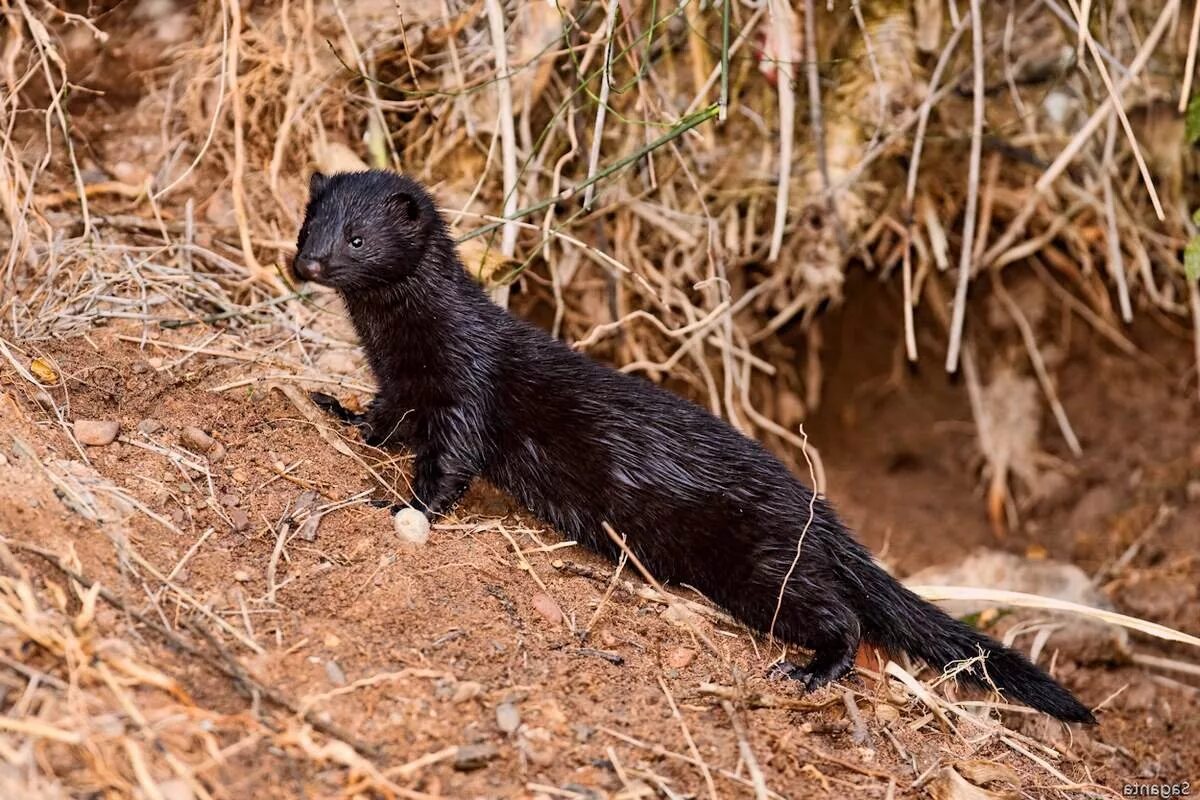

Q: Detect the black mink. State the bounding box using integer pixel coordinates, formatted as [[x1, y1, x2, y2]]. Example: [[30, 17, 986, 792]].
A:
[[292, 170, 1095, 724]]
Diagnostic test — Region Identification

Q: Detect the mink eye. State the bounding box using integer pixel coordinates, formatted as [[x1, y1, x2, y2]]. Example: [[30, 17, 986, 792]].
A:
[[349, 235, 364, 249]]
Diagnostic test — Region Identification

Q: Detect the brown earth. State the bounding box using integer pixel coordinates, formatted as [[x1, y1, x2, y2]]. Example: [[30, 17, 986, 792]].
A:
[[2, 276, 1197, 798]]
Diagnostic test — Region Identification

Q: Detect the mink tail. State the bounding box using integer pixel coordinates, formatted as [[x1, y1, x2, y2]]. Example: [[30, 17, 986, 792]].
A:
[[839, 550, 1096, 723]]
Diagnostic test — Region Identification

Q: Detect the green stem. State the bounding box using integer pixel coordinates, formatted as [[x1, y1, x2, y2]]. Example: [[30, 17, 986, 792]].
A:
[[719, 0, 731, 121], [457, 103, 720, 243]]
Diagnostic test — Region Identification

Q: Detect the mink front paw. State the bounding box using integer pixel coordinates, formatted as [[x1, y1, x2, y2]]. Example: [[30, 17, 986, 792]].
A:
[[310, 391, 367, 427], [361, 425, 387, 447], [362, 403, 412, 447]]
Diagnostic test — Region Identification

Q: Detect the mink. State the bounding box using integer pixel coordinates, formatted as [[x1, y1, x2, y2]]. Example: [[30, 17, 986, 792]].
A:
[[292, 170, 1095, 724]]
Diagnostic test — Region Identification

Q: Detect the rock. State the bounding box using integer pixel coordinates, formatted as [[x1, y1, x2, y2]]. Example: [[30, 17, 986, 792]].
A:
[[297, 513, 322, 542], [292, 490, 319, 516], [1187, 480, 1200, 503], [137, 419, 164, 435], [530, 592, 563, 626], [665, 647, 696, 669], [181, 427, 215, 452], [324, 659, 347, 686], [451, 681, 483, 704], [454, 743, 499, 771], [229, 507, 250, 532], [874, 703, 900, 725], [496, 701, 521, 734], [220, 493, 240, 507], [74, 419, 120, 446], [233, 569, 252, 583], [393, 507, 430, 545]]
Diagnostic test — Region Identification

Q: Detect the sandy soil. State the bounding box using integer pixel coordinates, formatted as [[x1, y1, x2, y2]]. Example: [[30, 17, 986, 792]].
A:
[[2, 280, 1196, 797]]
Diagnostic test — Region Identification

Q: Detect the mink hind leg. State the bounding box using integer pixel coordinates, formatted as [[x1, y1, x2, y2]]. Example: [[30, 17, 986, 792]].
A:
[[755, 589, 862, 691], [791, 613, 861, 690]]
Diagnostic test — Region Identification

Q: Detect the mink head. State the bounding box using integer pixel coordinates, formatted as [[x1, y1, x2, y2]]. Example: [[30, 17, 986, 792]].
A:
[[292, 171, 441, 293]]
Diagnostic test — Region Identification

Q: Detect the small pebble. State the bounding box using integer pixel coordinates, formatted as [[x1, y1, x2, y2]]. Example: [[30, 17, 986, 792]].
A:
[[181, 427, 215, 452], [393, 507, 430, 545], [454, 743, 498, 771], [220, 493, 240, 507], [74, 419, 120, 446], [665, 647, 696, 669], [531, 592, 563, 626], [297, 513, 322, 542], [233, 569, 252, 583], [137, 419, 164, 435], [228, 507, 250, 532], [874, 704, 900, 724], [1187, 480, 1200, 503], [324, 659, 347, 686], [496, 701, 521, 734], [451, 681, 483, 704]]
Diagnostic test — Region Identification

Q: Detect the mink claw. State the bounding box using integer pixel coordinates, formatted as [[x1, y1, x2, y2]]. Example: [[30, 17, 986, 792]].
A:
[[364, 498, 429, 517], [767, 659, 813, 688], [309, 391, 368, 427]]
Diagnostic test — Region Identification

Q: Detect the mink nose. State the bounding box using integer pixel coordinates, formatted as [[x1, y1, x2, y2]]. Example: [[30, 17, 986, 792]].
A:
[[294, 259, 324, 281]]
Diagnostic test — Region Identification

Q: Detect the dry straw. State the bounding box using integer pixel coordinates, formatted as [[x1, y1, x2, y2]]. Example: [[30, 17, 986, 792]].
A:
[[1, 0, 1198, 796]]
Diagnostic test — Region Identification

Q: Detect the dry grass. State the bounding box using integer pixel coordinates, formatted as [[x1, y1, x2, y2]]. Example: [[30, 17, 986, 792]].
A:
[[0, 0, 1198, 796]]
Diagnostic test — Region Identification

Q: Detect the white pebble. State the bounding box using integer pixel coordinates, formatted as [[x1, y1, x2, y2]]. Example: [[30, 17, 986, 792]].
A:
[[393, 507, 430, 545]]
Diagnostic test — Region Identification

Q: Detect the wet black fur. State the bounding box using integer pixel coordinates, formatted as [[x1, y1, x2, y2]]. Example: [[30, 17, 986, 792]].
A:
[[293, 170, 1095, 724]]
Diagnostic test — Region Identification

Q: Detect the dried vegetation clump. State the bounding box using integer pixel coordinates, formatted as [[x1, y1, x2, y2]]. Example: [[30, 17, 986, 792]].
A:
[[3, 1, 1199, 498]]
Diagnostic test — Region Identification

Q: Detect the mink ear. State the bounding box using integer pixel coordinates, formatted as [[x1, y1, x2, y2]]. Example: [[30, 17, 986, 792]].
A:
[[388, 191, 423, 223], [309, 172, 329, 197]]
